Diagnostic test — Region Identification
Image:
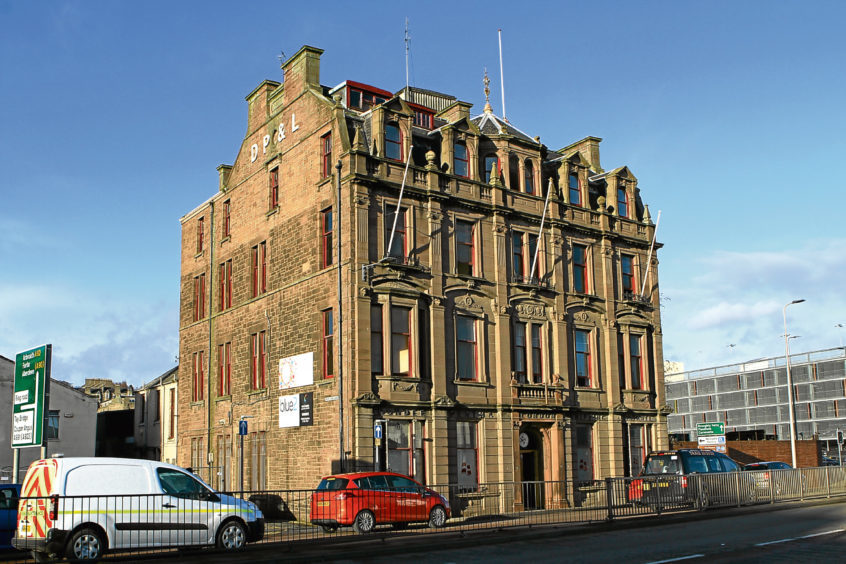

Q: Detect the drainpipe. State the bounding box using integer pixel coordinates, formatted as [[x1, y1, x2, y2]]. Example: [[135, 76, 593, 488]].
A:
[[336, 159, 345, 472], [207, 200, 215, 476]]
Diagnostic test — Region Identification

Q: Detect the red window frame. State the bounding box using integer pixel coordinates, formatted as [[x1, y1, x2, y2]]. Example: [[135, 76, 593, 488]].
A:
[[455, 220, 475, 276], [251, 241, 267, 297], [323, 309, 334, 379], [193, 273, 206, 321], [321, 207, 333, 268], [629, 334, 643, 389], [321, 133, 332, 178], [621, 254, 636, 295], [456, 315, 477, 381], [269, 168, 279, 210], [568, 172, 581, 206], [513, 322, 527, 382], [218, 260, 232, 312], [617, 185, 629, 218], [531, 325, 542, 383], [512, 233, 525, 279], [371, 304, 383, 374], [218, 342, 231, 396], [454, 142, 469, 178], [575, 329, 592, 387], [192, 351, 205, 402], [250, 331, 266, 390], [391, 306, 412, 376], [223, 199, 231, 238], [524, 160, 535, 195], [457, 421, 478, 491], [196, 216, 204, 253], [573, 244, 588, 294], [386, 207, 407, 260], [411, 107, 433, 129], [385, 123, 402, 161]]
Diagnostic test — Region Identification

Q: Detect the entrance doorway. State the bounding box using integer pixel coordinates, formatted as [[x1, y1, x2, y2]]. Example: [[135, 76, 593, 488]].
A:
[[519, 427, 544, 509]]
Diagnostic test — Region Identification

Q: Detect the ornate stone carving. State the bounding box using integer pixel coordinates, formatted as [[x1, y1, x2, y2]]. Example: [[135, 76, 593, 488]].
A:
[[355, 194, 370, 207], [392, 381, 417, 392], [428, 210, 442, 222], [433, 395, 455, 407], [575, 312, 589, 322], [356, 392, 380, 403]]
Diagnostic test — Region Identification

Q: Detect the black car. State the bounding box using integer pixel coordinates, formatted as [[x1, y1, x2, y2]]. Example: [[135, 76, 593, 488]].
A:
[[628, 449, 746, 507]]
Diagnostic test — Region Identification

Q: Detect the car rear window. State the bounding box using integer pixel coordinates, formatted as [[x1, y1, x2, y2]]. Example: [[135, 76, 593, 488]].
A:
[[642, 455, 683, 475], [317, 477, 349, 490]]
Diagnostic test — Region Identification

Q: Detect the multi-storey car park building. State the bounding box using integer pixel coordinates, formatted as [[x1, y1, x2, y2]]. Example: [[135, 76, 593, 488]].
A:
[[667, 347, 846, 443], [177, 45, 667, 507]]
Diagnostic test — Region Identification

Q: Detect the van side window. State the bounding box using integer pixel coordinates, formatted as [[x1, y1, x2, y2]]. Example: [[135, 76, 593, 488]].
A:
[[705, 457, 723, 472], [0, 488, 17, 510], [686, 457, 708, 473], [157, 468, 208, 499], [720, 457, 740, 472]]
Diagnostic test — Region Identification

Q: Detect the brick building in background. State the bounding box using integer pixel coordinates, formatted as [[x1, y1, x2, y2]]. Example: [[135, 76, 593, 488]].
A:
[[178, 45, 667, 505]]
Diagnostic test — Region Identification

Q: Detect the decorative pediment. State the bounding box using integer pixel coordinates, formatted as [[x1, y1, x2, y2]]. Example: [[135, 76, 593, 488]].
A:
[[608, 166, 638, 183], [380, 96, 413, 117], [442, 116, 481, 137], [561, 151, 592, 168], [615, 309, 652, 327]]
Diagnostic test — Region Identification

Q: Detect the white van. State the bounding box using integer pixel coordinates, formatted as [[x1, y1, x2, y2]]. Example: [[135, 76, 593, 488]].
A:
[[12, 457, 264, 562]]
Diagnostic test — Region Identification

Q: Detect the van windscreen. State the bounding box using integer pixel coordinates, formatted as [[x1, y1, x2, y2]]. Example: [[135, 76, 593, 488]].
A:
[[642, 455, 682, 475]]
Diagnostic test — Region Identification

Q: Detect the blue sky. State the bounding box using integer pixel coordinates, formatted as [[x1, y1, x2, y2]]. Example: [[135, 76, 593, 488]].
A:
[[1, 0, 844, 385]]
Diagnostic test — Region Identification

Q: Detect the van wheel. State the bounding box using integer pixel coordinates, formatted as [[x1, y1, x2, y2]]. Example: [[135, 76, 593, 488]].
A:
[[216, 519, 247, 551], [428, 505, 447, 528], [353, 510, 375, 534], [66, 527, 105, 562]]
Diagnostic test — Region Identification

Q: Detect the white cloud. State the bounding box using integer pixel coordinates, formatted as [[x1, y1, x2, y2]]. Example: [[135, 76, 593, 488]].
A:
[[661, 239, 846, 371]]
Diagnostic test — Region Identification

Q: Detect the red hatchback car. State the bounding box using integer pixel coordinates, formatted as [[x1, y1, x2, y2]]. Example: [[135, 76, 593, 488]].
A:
[[310, 471, 450, 534]]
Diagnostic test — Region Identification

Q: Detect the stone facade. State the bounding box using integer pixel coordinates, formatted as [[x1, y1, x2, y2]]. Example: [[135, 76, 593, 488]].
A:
[[178, 45, 667, 504]]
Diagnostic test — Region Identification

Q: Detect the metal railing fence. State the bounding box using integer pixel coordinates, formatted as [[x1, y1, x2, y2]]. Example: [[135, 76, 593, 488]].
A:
[[6, 466, 846, 562]]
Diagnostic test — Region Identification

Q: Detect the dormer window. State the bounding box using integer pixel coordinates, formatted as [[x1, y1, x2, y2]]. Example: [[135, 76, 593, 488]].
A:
[[568, 172, 581, 206], [385, 123, 402, 160], [617, 183, 629, 218], [454, 142, 469, 177], [412, 107, 433, 129], [349, 88, 387, 110]]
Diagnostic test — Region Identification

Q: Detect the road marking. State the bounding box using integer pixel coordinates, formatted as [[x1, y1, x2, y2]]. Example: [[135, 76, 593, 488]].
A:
[[644, 554, 704, 564], [755, 528, 844, 547]]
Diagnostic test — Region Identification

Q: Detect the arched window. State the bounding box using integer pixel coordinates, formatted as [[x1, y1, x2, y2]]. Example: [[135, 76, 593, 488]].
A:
[[483, 154, 499, 183], [454, 141, 469, 177], [617, 183, 629, 218], [524, 160, 535, 195], [385, 123, 402, 160]]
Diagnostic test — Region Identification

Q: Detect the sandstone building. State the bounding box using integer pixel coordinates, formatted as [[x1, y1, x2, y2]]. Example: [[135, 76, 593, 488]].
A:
[[178, 45, 667, 505]]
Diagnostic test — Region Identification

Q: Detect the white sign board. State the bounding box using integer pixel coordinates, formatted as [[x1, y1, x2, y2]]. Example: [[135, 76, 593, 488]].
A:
[[279, 352, 313, 390], [698, 435, 727, 446], [279, 394, 301, 428]]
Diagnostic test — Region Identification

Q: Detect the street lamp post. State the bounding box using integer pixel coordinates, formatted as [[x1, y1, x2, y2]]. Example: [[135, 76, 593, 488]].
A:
[[783, 299, 805, 468]]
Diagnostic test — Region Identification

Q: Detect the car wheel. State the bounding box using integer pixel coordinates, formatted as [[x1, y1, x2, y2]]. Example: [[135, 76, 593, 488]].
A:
[[321, 524, 338, 534], [428, 505, 447, 528], [66, 527, 106, 562], [216, 519, 247, 551], [697, 487, 711, 509], [353, 510, 375, 534]]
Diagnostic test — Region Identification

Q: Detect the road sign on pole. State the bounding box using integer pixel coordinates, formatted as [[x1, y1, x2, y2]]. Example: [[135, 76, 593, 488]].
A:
[[12, 344, 51, 449], [696, 422, 725, 437]]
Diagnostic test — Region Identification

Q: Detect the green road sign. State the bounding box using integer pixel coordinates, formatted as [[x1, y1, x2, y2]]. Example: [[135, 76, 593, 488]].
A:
[[696, 422, 725, 437], [12, 344, 51, 448]]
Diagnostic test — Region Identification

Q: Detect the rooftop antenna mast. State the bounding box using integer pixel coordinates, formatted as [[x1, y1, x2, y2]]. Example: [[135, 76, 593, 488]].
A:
[[405, 18, 410, 94], [498, 29, 507, 121]]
